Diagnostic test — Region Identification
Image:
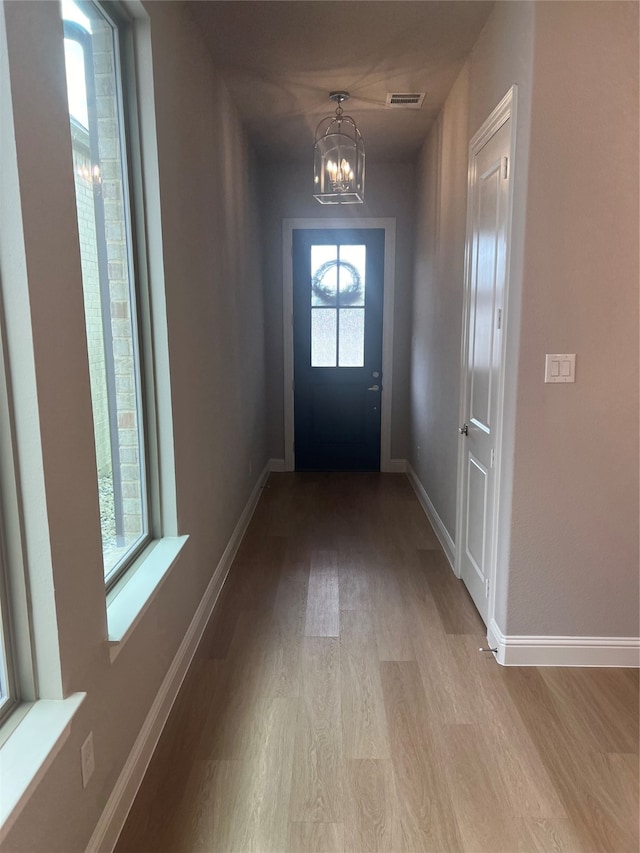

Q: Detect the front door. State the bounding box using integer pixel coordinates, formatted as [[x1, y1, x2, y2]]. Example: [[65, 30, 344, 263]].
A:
[[457, 103, 513, 624], [293, 228, 384, 471]]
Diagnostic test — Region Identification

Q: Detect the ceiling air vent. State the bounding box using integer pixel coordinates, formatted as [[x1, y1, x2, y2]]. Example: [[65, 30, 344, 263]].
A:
[[386, 92, 426, 109]]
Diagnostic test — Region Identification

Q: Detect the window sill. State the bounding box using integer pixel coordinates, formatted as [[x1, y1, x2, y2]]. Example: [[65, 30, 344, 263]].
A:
[[107, 535, 189, 661], [0, 693, 86, 842]]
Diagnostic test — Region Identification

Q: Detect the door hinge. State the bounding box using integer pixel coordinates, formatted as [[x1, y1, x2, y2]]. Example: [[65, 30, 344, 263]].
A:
[[490, 448, 495, 468], [497, 308, 502, 330], [485, 577, 490, 597], [502, 157, 509, 179]]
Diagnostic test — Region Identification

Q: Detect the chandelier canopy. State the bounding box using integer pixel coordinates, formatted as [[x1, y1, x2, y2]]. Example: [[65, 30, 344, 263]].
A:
[[313, 92, 365, 205]]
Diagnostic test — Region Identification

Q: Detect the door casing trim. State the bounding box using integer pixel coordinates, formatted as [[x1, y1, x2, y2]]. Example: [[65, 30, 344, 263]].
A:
[[282, 218, 396, 472], [455, 86, 518, 631]]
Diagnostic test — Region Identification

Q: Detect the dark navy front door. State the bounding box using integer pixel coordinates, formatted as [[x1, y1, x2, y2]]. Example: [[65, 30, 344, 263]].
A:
[[293, 228, 384, 471]]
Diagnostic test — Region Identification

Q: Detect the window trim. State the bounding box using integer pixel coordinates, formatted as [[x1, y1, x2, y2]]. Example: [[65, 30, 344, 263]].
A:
[[0, 296, 36, 727], [0, 376, 18, 726]]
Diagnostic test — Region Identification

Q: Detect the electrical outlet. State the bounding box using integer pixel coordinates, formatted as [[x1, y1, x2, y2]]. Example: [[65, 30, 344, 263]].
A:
[[81, 731, 95, 788]]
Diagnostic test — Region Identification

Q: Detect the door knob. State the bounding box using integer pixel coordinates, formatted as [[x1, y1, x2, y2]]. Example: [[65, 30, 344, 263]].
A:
[[459, 423, 468, 436], [368, 384, 380, 391]]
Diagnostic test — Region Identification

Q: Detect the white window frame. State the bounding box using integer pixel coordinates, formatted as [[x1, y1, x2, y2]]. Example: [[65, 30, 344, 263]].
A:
[[0, 313, 21, 728], [63, 0, 154, 590], [102, 0, 186, 651]]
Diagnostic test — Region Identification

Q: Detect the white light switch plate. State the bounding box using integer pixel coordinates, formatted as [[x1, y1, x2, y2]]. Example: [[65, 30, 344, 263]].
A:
[[545, 353, 576, 383]]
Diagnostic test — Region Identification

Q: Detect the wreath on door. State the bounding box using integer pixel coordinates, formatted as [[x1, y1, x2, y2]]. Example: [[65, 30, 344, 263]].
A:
[[311, 259, 363, 305]]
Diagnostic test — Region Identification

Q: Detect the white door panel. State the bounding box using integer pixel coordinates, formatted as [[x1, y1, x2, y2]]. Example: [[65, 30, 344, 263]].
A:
[[465, 454, 488, 581], [470, 160, 501, 432], [457, 98, 514, 625]]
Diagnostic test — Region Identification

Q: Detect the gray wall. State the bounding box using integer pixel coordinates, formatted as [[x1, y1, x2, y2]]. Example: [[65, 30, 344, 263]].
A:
[[409, 64, 471, 538], [409, 0, 639, 638], [2, 1, 268, 850], [504, 0, 639, 636], [410, 0, 535, 542], [259, 160, 416, 462]]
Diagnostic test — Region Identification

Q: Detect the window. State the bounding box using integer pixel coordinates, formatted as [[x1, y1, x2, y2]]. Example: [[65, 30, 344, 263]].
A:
[[310, 244, 366, 367], [62, 0, 148, 586]]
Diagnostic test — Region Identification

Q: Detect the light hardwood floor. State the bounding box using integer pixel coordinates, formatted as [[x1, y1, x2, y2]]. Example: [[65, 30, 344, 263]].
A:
[[115, 473, 639, 853]]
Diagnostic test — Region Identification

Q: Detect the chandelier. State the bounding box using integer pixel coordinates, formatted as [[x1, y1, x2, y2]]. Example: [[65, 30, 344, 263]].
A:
[[313, 92, 365, 204]]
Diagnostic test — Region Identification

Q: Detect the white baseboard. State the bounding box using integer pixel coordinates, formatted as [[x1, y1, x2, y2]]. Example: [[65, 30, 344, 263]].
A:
[[268, 458, 286, 472], [382, 458, 407, 474], [87, 463, 271, 853], [405, 463, 456, 571], [488, 619, 640, 667]]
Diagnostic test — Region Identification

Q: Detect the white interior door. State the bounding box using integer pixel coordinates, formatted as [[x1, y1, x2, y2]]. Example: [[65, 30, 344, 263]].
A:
[[457, 94, 514, 625]]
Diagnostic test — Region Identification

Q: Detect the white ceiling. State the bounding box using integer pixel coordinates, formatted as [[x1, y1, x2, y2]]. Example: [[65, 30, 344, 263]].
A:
[[188, 1, 495, 162]]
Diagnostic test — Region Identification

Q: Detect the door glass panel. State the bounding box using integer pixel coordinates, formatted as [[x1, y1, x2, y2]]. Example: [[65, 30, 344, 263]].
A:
[[311, 245, 338, 306], [338, 245, 366, 306], [338, 309, 365, 367], [470, 171, 499, 430], [311, 308, 337, 366], [310, 242, 367, 368]]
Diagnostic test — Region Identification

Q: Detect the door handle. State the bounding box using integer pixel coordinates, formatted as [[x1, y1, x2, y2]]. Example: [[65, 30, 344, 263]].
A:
[[459, 423, 469, 436], [368, 384, 380, 391]]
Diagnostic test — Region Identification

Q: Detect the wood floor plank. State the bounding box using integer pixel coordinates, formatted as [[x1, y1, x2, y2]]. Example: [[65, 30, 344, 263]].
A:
[[340, 609, 390, 759], [305, 550, 340, 637], [380, 660, 463, 852], [196, 613, 271, 759], [514, 817, 585, 852], [200, 583, 242, 659], [205, 697, 298, 852], [287, 821, 345, 853], [338, 546, 372, 611], [162, 759, 221, 853], [197, 605, 302, 759], [582, 751, 639, 852], [115, 474, 640, 853], [160, 657, 221, 762], [194, 760, 243, 852], [398, 567, 478, 725], [540, 666, 640, 754], [440, 723, 523, 852], [256, 614, 304, 699], [258, 557, 309, 697], [344, 759, 402, 853], [289, 637, 345, 823], [450, 635, 567, 819], [419, 548, 485, 635], [369, 564, 415, 661], [393, 499, 441, 550], [504, 667, 640, 852], [223, 534, 285, 613]]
